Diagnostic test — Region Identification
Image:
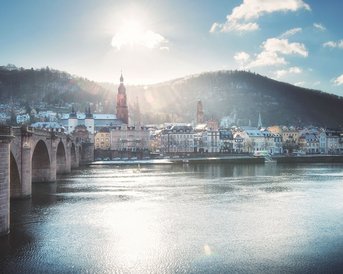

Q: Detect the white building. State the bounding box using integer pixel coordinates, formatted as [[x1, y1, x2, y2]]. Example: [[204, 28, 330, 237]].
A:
[[16, 113, 30, 124], [61, 111, 122, 134], [35, 110, 57, 122], [194, 124, 220, 153], [161, 125, 194, 154], [326, 130, 340, 154]]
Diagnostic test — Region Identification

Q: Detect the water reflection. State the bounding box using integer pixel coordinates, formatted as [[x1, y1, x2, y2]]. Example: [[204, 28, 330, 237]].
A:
[[1, 163, 343, 273]]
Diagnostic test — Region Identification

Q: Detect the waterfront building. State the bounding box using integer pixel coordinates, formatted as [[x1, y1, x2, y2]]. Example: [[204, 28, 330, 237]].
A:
[[298, 133, 320, 154], [219, 129, 234, 152], [110, 125, 150, 155], [194, 124, 220, 153], [319, 130, 327, 153], [206, 129, 220, 153], [240, 127, 265, 153], [326, 129, 341, 154], [232, 132, 244, 153], [160, 124, 194, 154], [261, 130, 283, 155]]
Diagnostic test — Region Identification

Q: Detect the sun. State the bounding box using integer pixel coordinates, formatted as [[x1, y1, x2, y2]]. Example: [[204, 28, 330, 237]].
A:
[[111, 19, 167, 50], [121, 20, 144, 45]]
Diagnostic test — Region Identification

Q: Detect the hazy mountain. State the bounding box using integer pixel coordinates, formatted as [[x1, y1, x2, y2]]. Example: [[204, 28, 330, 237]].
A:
[[1, 66, 342, 127], [128, 71, 343, 128]]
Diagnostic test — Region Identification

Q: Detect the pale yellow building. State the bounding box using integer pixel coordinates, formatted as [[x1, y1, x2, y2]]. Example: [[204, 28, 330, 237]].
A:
[[95, 129, 111, 150]]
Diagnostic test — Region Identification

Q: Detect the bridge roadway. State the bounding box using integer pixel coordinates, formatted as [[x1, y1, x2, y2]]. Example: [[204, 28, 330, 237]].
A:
[[0, 125, 83, 236]]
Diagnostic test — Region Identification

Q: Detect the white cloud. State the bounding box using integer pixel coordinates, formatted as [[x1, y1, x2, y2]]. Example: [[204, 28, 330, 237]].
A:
[[210, 21, 259, 33], [234, 51, 251, 68], [275, 66, 303, 78], [210, 0, 310, 33], [246, 38, 308, 68], [234, 51, 250, 62], [333, 74, 343, 86], [111, 21, 168, 50], [313, 23, 326, 31], [313, 81, 320, 86], [249, 51, 287, 68], [323, 40, 343, 49], [279, 27, 302, 38], [263, 38, 308, 57], [294, 81, 305, 86]]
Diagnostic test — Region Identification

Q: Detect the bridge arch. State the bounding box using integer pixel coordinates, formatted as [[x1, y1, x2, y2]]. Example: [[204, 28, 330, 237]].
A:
[[56, 141, 67, 174], [10, 152, 21, 198], [32, 140, 51, 182]]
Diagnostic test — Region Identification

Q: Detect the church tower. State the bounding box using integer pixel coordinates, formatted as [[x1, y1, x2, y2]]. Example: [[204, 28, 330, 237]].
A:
[[196, 100, 204, 124], [116, 73, 129, 124], [84, 105, 94, 134], [68, 105, 78, 134]]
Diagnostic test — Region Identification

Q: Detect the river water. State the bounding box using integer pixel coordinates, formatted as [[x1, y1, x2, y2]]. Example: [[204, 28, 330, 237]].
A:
[[1, 163, 343, 273]]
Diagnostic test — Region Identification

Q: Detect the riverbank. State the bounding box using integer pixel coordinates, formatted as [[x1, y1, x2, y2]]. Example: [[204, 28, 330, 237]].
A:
[[273, 155, 343, 163], [89, 154, 343, 166], [90, 156, 265, 166]]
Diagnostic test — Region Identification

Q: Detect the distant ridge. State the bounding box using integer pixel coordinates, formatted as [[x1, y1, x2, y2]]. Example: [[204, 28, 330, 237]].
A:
[[128, 70, 343, 128], [0, 65, 342, 127]]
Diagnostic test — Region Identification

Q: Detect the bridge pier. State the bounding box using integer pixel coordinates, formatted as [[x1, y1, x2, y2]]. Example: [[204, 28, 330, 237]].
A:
[[0, 127, 14, 236], [18, 143, 32, 198]]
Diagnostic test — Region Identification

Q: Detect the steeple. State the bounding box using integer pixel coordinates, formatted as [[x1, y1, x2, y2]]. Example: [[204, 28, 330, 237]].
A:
[[196, 100, 204, 124], [120, 71, 124, 83], [258, 112, 263, 129], [69, 105, 77, 118], [85, 104, 93, 118]]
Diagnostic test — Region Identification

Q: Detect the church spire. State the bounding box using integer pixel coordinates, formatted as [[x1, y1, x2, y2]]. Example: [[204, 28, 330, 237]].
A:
[[120, 70, 124, 83], [258, 112, 263, 129], [116, 72, 128, 124]]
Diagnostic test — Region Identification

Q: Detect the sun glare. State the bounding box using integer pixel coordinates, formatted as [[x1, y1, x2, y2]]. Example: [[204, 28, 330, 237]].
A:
[[111, 19, 167, 50]]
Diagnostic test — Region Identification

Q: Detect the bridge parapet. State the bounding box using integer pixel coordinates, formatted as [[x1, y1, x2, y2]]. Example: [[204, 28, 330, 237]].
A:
[[0, 125, 14, 139]]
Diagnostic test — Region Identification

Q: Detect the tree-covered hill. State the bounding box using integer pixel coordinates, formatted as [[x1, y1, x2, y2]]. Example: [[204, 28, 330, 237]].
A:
[[127, 71, 343, 127], [1, 65, 342, 127], [0, 65, 111, 107]]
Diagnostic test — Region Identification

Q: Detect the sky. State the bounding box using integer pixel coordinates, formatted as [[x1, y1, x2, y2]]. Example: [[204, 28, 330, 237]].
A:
[[1, 0, 343, 95]]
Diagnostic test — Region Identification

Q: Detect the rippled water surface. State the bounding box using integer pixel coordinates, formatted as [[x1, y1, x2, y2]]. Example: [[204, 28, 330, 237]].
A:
[[1, 163, 343, 273]]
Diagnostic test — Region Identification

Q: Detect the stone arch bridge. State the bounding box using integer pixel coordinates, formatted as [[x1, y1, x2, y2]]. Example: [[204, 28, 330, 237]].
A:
[[0, 126, 90, 236]]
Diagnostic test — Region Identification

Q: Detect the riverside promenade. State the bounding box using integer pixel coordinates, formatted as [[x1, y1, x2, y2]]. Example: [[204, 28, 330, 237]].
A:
[[90, 154, 343, 166]]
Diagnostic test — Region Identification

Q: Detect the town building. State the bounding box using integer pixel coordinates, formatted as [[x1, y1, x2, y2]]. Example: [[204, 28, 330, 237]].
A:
[[95, 128, 111, 150], [160, 124, 194, 154], [16, 113, 30, 124], [298, 133, 320, 154], [110, 125, 150, 157]]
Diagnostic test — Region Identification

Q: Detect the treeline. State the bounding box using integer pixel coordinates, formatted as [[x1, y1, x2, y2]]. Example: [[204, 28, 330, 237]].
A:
[[0, 65, 111, 106], [1, 65, 342, 127], [127, 70, 343, 127]]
